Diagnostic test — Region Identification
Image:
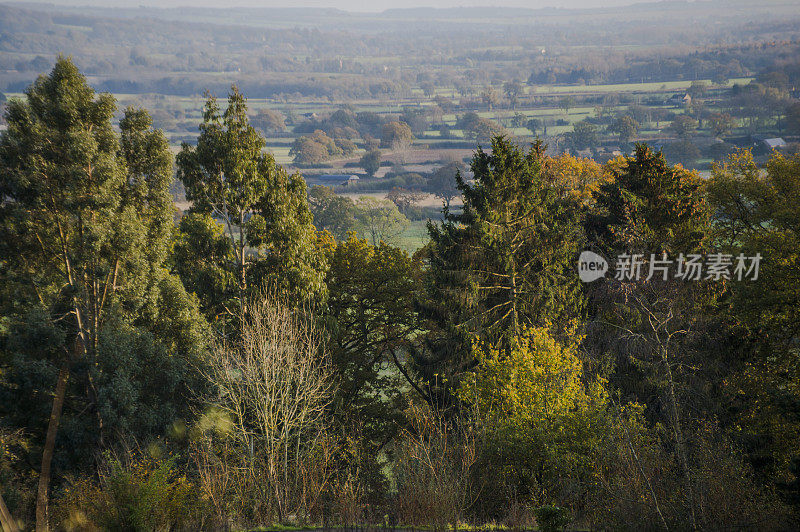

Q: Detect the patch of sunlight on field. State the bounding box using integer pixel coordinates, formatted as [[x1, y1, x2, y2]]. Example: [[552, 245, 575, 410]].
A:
[[533, 78, 753, 94], [268, 146, 293, 165], [394, 220, 430, 253]]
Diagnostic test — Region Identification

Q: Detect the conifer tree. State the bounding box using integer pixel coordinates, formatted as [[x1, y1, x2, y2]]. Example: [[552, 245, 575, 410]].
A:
[[421, 137, 585, 379]]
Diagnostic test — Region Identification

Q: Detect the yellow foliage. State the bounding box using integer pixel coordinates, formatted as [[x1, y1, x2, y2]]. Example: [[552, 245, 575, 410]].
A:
[[543, 153, 610, 206], [458, 327, 607, 425]]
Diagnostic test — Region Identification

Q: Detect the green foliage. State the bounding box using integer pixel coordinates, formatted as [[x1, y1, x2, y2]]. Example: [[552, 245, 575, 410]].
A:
[[353, 197, 409, 246], [0, 61, 209, 532], [458, 328, 609, 515], [424, 137, 585, 371], [426, 162, 462, 209], [323, 236, 420, 496], [668, 114, 698, 139], [588, 143, 707, 255], [251, 107, 286, 133], [172, 213, 237, 322], [380, 121, 413, 150], [56, 453, 207, 531], [534, 505, 571, 532], [608, 115, 639, 144], [360, 149, 381, 177], [463, 117, 506, 143], [708, 112, 736, 137], [569, 119, 599, 149], [177, 86, 326, 307], [308, 185, 357, 241], [707, 150, 800, 503], [291, 129, 342, 164]]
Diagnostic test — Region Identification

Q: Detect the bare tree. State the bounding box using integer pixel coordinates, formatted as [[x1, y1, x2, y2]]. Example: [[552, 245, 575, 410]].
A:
[[200, 291, 334, 522], [395, 403, 482, 528]]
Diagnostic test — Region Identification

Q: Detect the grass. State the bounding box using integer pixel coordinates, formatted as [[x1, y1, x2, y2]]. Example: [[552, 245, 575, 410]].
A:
[[528, 77, 753, 94], [394, 220, 430, 253]]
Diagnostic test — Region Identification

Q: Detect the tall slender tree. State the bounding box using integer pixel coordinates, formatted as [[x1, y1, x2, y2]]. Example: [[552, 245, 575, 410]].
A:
[[0, 57, 205, 530], [177, 86, 326, 314]]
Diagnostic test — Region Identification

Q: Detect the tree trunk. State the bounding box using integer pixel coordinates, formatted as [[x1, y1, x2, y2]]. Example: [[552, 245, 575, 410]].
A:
[[35, 364, 69, 532], [0, 490, 19, 532], [662, 348, 697, 530]]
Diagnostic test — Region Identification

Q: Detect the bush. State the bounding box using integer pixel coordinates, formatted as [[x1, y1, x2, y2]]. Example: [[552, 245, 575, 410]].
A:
[[534, 505, 571, 532], [55, 451, 209, 531]]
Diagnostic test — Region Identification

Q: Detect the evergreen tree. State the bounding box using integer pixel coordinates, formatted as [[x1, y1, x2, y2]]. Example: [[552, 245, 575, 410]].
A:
[[176, 86, 326, 313], [421, 137, 585, 380], [588, 143, 707, 256], [0, 57, 207, 530]]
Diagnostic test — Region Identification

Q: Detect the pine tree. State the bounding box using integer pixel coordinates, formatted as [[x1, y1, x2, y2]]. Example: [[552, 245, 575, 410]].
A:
[[421, 137, 585, 380]]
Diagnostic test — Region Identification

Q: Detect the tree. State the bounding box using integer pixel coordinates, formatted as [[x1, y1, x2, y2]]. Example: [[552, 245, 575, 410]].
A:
[[387, 187, 426, 216], [526, 117, 542, 136], [588, 143, 706, 255], [360, 148, 381, 177], [307, 185, 356, 240], [422, 138, 585, 383], [457, 327, 609, 509], [585, 144, 711, 529], [712, 72, 729, 86], [663, 140, 701, 167], [542, 152, 608, 206], [421, 81, 436, 98], [786, 102, 800, 135], [172, 213, 237, 322], [456, 112, 481, 133], [687, 80, 708, 99], [380, 121, 414, 150], [290, 135, 329, 164], [0, 57, 206, 531], [559, 96, 576, 115], [290, 129, 341, 164], [570, 120, 599, 150], [510, 112, 526, 128], [463, 117, 506, 143], [503, 80, 523, 109], [251, 108, 286, 133], [480, 86, 500, 111], [707, 151, 800, 504], [201, 292, 333, 521], [354, 197, 409, 246], [609, 115, 639, 144], [669, 115, 699, 139], [323, 236, 421, 478], [427, 162, 463, 209], [708, 112, 736, 137], [177, 86, 326, 309]]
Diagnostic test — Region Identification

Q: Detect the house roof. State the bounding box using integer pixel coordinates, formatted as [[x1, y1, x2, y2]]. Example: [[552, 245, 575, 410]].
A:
[[762, 138, 786, 148]]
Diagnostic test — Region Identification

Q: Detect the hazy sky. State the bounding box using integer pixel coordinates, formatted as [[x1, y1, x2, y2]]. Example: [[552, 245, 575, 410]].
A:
[[13, 0, 662, 13]]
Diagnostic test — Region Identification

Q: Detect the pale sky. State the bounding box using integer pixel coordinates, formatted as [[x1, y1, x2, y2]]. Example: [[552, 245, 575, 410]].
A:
[[11, 0, 664, 14]]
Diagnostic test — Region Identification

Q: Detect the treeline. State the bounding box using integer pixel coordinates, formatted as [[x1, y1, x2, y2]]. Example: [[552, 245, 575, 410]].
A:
[[1, 58, 800, 531], [3, 2, 800, 99], [528, 42, 800, 86]]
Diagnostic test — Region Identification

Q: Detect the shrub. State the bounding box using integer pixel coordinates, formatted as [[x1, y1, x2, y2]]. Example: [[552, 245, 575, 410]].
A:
[[55, 451, 208, 531], [534, 505, 571, 532]]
